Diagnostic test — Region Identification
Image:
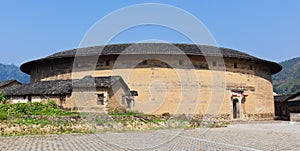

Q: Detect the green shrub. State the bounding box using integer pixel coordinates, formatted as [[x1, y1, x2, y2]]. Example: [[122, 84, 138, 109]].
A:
[[0, 91, 7, 104], [0, 99, 75, 119], [0, 112, 7, 121], [109, 107, 126, 115], [46, 100, 58, 109], [0, 104, 9, 113], [96, 118, 103, 125], [109, 107, 143, 116]]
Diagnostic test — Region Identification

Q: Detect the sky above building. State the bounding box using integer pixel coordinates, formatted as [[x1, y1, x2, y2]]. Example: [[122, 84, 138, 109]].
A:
[[0, 0, 299, 66]]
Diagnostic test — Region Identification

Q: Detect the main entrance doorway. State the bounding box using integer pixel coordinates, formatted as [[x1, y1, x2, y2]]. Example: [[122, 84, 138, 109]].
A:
[[232, 98, 239, 119], [231, 91, 243, 119]]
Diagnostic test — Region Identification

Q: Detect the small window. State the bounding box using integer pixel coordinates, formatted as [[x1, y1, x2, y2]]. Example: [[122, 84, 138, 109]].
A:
[[250, 65, 253, 70], [202, 64, 209, 69], [142, 60, 147, 65], [212, 61, 217, 66], [179, 60, 183, 65], [50, 65, 54, 71], [97, 94, 105, 105], [105, 60, 110, 66], [234, 63, 237, 68], [96, 61, 104, 67]]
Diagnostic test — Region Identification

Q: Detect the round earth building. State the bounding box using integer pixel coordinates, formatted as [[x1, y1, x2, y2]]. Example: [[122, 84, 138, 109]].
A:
[[20, 43, 282, 120]]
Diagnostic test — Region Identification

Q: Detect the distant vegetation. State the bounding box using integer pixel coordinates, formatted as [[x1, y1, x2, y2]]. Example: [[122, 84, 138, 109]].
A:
[[0, 63, 29, 83], [272, 57, 300, 95]]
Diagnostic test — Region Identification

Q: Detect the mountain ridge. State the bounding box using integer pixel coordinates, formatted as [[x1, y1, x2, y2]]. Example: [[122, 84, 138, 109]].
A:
[[0, 63, 30, 84], [272, 57, 300, 95]]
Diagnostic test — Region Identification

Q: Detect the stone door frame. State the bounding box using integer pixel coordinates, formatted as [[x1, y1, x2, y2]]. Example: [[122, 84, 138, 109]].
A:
[[230, 90, 243, 120]]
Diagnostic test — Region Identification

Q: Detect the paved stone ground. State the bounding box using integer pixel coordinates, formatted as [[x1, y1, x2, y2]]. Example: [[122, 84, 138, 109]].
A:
[[1, 122, 300, 151]]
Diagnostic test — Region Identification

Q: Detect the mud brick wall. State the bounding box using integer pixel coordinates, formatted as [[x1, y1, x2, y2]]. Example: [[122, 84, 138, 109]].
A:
[[28, 55, 275, 119]]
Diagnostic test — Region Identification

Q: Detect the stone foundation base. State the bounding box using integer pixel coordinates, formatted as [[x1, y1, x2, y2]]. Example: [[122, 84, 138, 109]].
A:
[[243, 113, 274, 120], [171, 113, 275, 121]]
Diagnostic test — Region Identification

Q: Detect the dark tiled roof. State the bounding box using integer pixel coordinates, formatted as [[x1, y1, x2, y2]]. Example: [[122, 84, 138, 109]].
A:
[[274, 94, 293, 102], [3, 80, 72, 96], [72, 76, 124, 88], [274, 92, 300, 103], [20, 43, 282, 74], [0, 80, 21, 88], [3, 76, 126, 96], [46, 43, 254, 58]]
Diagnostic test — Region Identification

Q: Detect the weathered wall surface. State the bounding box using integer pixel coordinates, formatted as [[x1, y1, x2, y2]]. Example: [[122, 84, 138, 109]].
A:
[[7, 95, 66, 106], [64, 84, 129, 113], [28, 55, 275, 119], [108, 81, 131, 112]]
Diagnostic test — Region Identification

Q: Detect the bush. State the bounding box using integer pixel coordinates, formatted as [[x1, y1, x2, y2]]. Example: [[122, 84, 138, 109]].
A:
[[0, 104, 9, 113], [109, 107, 144, 116], [108, 107, 126, 115], [0, 112, 7, 121], [46, 100, 58, 109], [0, 91, 7, 104], [0, 99, 74, 119]]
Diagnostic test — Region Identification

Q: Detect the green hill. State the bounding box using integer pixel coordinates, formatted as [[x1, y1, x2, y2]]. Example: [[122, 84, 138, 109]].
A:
[[272, 57, 300, 95], [0, 63, 30, 83]]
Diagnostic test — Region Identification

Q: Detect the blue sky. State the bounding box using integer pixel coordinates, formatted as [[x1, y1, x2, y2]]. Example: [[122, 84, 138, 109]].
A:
[[0, 0, 299, 66]]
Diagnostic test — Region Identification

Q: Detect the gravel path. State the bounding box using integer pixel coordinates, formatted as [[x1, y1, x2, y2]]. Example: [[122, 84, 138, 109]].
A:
[[1, 122, 300, 151]]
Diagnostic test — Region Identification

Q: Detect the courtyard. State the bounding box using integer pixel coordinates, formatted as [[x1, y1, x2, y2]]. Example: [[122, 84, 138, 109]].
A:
[[1, 122, 300, 151]]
